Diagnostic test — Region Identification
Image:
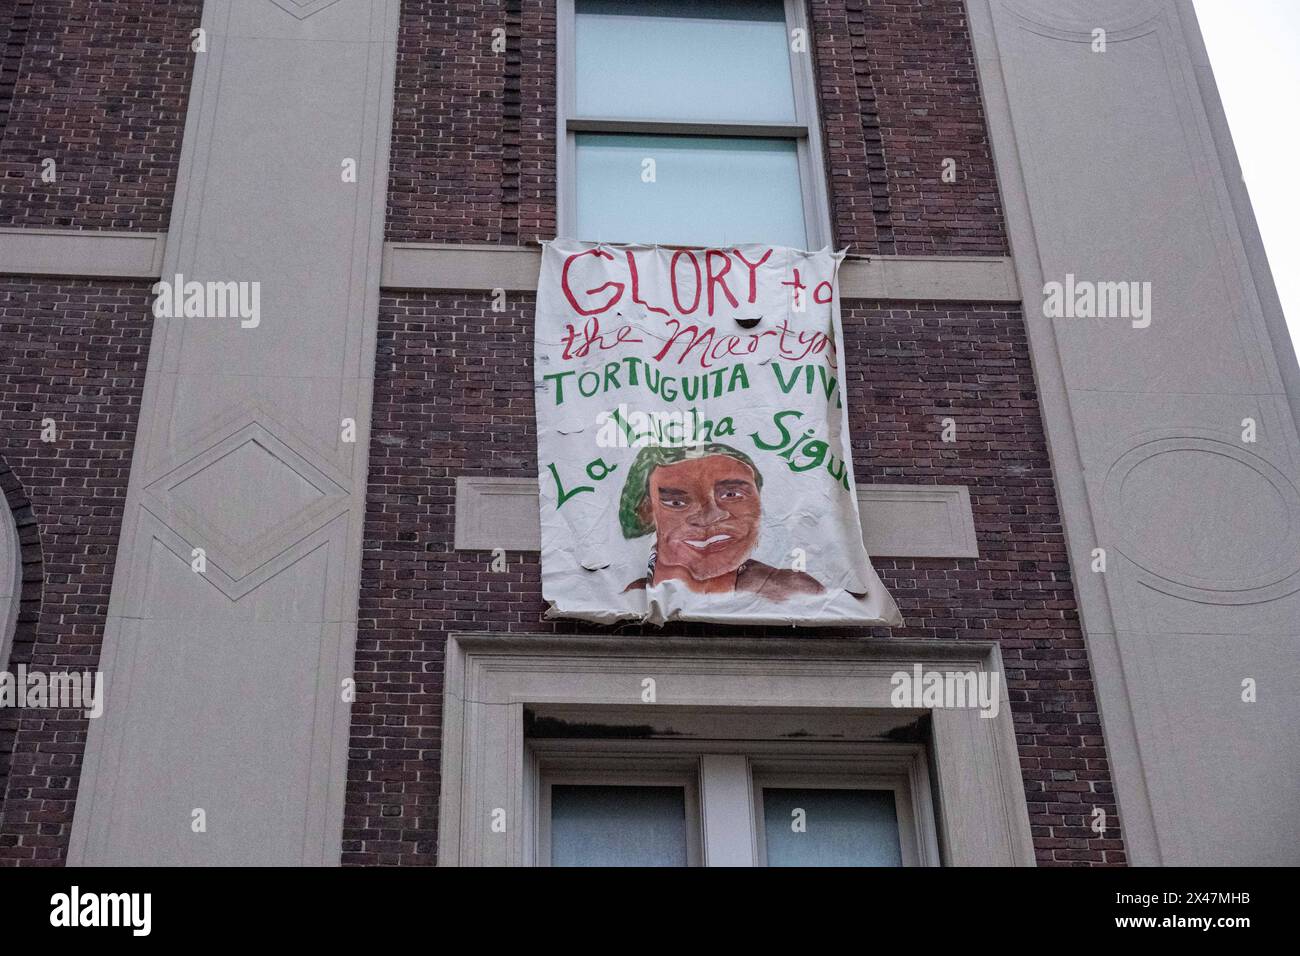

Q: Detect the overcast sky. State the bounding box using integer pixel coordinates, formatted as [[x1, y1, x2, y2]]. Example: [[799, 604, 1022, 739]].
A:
[[1193, 0, 1299, 354]]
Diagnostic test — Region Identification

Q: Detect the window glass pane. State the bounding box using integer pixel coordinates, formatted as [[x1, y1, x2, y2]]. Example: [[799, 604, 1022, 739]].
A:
[[551, 785, 689, 866], [575, 0, 796, 122], [762, 788, 903, 867], [575, 133, 806, 247]]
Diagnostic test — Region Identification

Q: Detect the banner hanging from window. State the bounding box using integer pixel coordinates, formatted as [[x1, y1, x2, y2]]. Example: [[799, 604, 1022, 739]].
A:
[[535, 239, 901, 627]]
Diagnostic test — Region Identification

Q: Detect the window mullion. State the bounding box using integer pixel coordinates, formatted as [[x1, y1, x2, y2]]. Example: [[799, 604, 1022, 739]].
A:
[[698, 754, 758, 866]]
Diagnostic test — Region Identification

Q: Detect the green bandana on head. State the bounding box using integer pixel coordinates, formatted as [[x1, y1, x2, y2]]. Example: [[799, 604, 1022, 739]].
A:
[[618, 443, 764, 539]]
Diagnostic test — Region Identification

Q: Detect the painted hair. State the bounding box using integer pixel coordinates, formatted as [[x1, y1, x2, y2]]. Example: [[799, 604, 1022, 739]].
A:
[[617, 443, 763, 539]]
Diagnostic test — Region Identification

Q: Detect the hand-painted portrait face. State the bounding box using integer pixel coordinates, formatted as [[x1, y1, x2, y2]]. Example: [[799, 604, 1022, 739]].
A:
[[643, 454, 761, 582]]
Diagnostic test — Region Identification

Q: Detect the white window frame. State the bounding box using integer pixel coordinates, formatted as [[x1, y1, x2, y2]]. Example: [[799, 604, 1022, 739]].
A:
[[532, 742, 938, 867], [537, 755, 704, 866], [752, 761, 927, 866], [556, 0, 833, 248], [438, 633, 1035, 866]]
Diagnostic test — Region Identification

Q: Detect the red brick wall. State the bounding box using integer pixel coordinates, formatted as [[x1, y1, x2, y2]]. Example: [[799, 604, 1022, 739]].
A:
[[386, 0, 556, 244], [811, 0, 1007, 255], [0, 0, 1086, 868], [0, 0, 201, 231], [0, 278, 153, 865], [0, 1, 34, 140], [345, 293, 1124, 866], [384, 0, 1005, 256]]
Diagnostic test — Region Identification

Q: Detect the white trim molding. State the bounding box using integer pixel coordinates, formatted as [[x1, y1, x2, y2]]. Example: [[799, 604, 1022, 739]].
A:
[[381, 242, 1021, 301], [438, 632, 1035, 866], [0, 228, 166, 280], [0, 229, 1020, 303], [454, 476, 979, 559]]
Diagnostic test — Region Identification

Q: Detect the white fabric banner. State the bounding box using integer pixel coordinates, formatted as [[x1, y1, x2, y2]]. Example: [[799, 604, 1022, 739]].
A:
[[535, 239, 901, 626]]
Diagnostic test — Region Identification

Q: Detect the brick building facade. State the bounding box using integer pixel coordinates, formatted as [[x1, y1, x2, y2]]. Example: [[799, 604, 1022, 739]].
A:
[[0, 0, 1295, 867]]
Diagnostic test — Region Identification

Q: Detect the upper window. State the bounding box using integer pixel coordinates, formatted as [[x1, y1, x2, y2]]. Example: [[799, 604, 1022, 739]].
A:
[[575, 0, 797, 121], [756, 779, 905, 866], [534, 748, 936, 867], [559, 0, 830, 248]]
